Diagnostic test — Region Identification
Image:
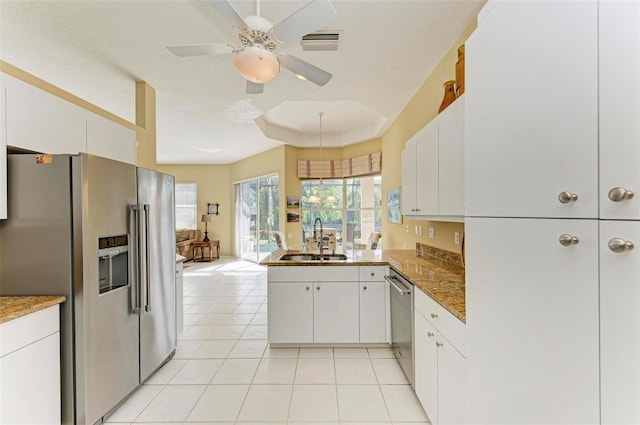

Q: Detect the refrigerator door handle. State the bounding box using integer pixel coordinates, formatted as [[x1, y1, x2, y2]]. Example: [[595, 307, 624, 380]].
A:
[[143, 204, 152, 312], [131, 204, 144, 315]]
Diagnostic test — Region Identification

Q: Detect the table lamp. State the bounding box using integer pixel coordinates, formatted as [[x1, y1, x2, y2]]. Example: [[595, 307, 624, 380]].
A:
[[201, 214, 212, 242]]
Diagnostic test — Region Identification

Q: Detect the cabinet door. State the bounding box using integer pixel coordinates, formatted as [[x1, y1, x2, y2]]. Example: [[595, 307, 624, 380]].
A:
[[465, 1, 598, 218], [414, 311, 438, 424], [416, 121, 439, 216], [437, 336, 466, 425], [465, 217, 599, 424], [268, 282, 313, 343], [86, 113, 136, 164], [401, 137, 417, 215], [438, 96, 465, 217], [5, 76, 86, 155], [176, 262, 184, 336], [313, 282, 359, 343], [600, 220, 640, 424], [0, 332, 60, 424], [359, 280, 386, 343], [1, 81, 6, 219], [599, 0, 640, 220]]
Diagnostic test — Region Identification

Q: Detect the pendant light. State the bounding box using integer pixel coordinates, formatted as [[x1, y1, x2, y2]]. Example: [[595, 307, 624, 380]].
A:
[[309, 112, 336, 204]]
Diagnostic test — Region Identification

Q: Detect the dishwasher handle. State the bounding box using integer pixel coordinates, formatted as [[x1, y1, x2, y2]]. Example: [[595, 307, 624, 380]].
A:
[[384, 275, 412, 296]]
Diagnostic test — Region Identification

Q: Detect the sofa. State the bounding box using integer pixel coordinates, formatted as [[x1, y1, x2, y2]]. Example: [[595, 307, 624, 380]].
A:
[[176, 229, 201, 261]]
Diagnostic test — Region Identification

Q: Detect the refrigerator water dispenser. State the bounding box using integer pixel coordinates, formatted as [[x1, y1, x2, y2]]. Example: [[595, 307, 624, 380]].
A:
[[98, 235, 129, 294]]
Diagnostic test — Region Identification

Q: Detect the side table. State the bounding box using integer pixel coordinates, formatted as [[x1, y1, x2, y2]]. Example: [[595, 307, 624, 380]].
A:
[[192, 240, 220, 262]]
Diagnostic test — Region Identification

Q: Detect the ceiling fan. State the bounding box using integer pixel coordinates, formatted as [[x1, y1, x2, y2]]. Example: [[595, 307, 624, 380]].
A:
[[167, 0, 337, 94]]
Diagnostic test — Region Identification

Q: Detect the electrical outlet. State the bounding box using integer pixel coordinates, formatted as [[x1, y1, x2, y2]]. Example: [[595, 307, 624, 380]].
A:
[[418, 225, 423, 236], [287, 233, 293, 239], [429, 227, 435, 239], [454, 232, 460, 245], [405, 224, 409, 233]]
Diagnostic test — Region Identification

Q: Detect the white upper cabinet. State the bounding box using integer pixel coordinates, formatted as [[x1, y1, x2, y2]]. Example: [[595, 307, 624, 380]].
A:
[[438, 96, 465, 217], [402, 123, 438, 216], [86, 113, 136, 164], [416, 121, 439, 216], [465, 1, 598, 218], [598, 0, 640, 220], [401, 97, 465, 220], [4, 74, 86, 155]]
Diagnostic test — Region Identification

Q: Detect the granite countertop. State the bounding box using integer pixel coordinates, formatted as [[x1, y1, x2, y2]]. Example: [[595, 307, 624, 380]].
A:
[[261, 245, 466, 323], [0, 296, 66, 324]]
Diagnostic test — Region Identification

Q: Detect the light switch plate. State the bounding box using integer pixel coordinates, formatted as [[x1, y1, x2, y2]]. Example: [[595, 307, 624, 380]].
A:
[[287, 233, 293, 239], [454, 232, 460, 244], [429, 228, 435, 239]]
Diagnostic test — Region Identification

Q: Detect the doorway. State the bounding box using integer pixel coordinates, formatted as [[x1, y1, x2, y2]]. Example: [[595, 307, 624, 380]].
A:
[[236, 174, 279, 262]]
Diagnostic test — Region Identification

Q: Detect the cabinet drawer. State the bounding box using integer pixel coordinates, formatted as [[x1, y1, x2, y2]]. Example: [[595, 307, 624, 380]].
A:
[[359, 266, 387, 282], [415, 289, 465, 356], [0, 305, 60, 357]]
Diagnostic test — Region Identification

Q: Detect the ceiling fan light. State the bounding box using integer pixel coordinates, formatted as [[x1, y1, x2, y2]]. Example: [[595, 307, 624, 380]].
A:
[[234, 46, 280, 84]]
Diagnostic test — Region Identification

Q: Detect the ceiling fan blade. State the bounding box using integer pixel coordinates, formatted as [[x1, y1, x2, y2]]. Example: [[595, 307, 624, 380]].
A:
[[278, 53, 332, 86], [207, 0, 248, 30], [270, 0, 337, 44], [166, 43, 234, 57], [246, 81, 264, 94]]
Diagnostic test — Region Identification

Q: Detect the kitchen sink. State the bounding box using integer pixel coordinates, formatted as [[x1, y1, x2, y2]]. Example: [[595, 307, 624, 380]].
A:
[[278, 253, 348, 262]]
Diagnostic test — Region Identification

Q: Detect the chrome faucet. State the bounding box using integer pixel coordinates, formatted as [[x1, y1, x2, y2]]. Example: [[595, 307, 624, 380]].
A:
[[313, 217, 323, 252]]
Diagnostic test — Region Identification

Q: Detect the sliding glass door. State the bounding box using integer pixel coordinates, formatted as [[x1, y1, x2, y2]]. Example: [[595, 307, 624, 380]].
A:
[[237, 175, 279, 262]]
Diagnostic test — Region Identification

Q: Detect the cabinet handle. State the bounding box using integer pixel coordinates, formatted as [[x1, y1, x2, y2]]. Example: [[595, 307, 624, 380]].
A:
[[608, 187, 635, 202], [427, 331, 434, 338], [430, 313, 438, 319], [559, 234, 579, 246], [558, 191, 578, 204], [436, 341, 444, 347], [608, 238, 634, 253]]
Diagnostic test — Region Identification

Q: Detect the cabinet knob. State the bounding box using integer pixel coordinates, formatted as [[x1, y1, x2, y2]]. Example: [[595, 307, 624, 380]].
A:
[[608, 238, 634, 253], [436, 341, 444, 348], [559, 234, 579, 246], [430, 313, 438, 319], [370, 272, 375, 277], [306, 286, 310, 291], [363, 286, 367, 291], [427, 331, 434, 338], [608, 187, 635, 202], [558, 191, 578, 204], [316, 286, 320, 291]]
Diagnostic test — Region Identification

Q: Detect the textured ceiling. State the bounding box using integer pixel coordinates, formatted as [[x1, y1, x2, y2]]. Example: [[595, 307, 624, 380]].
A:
[[0, 0, 485, 164]]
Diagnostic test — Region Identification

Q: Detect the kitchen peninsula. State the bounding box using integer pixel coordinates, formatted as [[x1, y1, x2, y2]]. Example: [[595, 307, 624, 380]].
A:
[[261, 245, 466, 425]]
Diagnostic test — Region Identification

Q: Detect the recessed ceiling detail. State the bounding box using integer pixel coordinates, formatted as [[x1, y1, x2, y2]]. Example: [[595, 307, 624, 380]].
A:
[[301, 31, 343, 51], [255, 100, 387, 147]]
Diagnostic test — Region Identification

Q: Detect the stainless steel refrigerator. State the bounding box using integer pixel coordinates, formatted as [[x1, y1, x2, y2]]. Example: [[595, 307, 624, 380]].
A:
[[0, 153, 176, 425]]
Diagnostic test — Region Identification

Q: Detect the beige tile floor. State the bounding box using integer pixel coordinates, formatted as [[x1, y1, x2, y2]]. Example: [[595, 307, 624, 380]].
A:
[[106, 257, 430, 425]]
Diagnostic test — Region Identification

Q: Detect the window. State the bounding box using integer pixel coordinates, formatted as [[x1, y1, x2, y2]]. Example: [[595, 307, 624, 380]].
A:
[[175, 182, 197, 229], [301, 175, 382, 250]]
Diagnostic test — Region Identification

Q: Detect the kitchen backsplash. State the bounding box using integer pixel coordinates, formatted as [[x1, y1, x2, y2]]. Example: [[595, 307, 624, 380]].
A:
[[416, 242, 464, 268]]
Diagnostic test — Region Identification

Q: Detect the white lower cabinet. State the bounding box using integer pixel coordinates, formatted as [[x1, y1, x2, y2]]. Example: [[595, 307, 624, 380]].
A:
[[600, 220, 640, 424], [313, 282, 359, 343], [268, 281, 314, 343], [0, 304, 61, 424], [267, 266, 388, 344], [414, 290, 466, 425], [465, 217, 600, 424]]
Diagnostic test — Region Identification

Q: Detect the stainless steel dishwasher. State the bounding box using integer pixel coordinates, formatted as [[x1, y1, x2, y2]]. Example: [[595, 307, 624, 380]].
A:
[[385, 269, 414, 387]]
